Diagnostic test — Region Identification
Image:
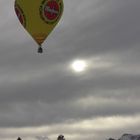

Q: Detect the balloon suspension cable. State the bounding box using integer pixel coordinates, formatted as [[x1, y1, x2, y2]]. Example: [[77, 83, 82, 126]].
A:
[[38, 45, 43, 53]]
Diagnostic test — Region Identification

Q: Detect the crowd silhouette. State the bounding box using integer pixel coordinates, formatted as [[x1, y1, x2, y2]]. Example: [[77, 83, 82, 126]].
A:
[[17, 135, 65, 140]]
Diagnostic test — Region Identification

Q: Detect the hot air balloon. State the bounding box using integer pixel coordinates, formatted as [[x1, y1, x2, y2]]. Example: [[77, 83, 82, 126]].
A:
[[14, 0, 64, 53]]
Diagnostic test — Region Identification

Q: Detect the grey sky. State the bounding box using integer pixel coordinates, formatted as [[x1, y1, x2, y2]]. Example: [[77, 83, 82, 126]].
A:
[[0, 0, 140, 140]]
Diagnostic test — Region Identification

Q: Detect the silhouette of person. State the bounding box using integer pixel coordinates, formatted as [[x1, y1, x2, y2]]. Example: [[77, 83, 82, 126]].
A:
[[57, 135, 65, 140], [17, 137, 22, 140]]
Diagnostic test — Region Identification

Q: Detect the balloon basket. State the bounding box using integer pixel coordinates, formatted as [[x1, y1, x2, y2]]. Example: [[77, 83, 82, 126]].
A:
[[38, 46, 43, 53]]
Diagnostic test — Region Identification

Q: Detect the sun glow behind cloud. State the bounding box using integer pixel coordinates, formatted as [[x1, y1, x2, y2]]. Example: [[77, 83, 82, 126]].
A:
[[69, 57, 113, 75], [71, 60, 87, 72]]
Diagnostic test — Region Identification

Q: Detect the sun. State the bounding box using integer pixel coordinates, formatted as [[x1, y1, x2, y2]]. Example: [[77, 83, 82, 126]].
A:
[[71, 60, 87, 72]]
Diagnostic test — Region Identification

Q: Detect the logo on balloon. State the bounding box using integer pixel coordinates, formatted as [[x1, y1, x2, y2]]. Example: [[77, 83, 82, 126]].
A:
[[15, 3, 26, 27], [40, 0, 63, 24]]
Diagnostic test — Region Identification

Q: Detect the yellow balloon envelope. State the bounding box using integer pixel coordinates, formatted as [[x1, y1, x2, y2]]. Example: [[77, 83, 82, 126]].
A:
[[15, 0, 64, 53]]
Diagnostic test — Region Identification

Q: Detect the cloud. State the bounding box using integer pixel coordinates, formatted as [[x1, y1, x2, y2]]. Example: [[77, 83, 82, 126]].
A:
[[1, 115, 140, 140]]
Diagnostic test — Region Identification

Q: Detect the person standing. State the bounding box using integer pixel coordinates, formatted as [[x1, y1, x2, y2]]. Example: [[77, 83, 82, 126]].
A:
[[57, 135, 65, 140]]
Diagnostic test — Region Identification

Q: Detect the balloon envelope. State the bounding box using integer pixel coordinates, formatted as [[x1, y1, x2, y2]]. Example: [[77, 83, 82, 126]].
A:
[[15, 0, 64, 52]]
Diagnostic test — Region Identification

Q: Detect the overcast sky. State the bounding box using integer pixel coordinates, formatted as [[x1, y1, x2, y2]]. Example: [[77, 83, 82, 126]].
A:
[[0, 0, 140, 140]]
